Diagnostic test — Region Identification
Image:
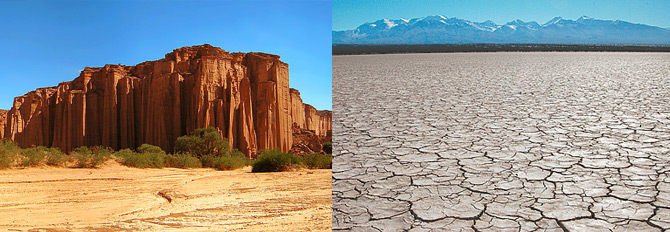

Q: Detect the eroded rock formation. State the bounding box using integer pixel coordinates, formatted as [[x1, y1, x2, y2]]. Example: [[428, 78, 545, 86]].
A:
[[1, 44, 331, 156], [0, 110, 7, 139], [289, 125, 324, 155], [289, 89, 332, 155], [290, 89, 332, 138]]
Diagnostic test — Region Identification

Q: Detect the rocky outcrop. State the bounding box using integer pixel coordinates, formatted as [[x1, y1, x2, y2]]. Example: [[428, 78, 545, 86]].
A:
[[289, 125, 323, 155], [306, 105, 332, 139], [1, 45, 331, 157], [288, 88, 333, 155], [0, 109, 7, 139], [290, 89, 333, 139]]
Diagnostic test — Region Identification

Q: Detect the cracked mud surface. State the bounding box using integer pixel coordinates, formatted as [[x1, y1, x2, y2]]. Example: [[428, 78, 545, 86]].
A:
[[332, 52, 670, 231], [0, 161, 331, 231]]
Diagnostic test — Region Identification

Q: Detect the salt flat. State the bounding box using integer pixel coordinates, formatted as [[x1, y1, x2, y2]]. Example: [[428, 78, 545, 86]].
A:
[[333, 52, 670, 231]]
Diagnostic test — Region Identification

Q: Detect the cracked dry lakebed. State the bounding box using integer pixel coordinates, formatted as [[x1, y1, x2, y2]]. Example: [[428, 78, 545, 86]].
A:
[[0, 161, 332, 231], [332, 52, 670, 231]]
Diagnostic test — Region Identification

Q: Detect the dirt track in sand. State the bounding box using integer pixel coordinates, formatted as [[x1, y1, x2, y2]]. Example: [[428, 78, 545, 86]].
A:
[[0, 161, 331, 231]]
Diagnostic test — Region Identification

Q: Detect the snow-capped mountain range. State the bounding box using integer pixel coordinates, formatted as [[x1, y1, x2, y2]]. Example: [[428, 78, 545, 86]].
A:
[[333, 16, 670, 44]]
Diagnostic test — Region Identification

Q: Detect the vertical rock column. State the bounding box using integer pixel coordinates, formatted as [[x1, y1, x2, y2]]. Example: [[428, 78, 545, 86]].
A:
[[52, 83, 87, 153], [4, 88, 56, 148], [138, 60, 182, 152], [290, 88, 306, 129], [0, 110, 7, 139], [317, 110, 333, 138], [245, 53, 293, 153], [117, 76, 139, 149]]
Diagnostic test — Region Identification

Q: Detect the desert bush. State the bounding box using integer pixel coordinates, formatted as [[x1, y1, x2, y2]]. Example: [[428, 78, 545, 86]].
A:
[[72, 147, 92, 168], [251, 149, 302, 172], [137, 144, 165, 154], [166, 154, 202, 169], [114, 148, 135, 160], [1, 142, 66, 168], [115, 144, 167, 169], [302, 153, 332, 169], [199, 155, 217, 168], [322, 142, 332, 154], [0, 151, 14, 169], [19, 147, 47, 167], [200, 150, 249, 170], [0, 141, 17, 168], [213, 153, 249, 170], [174, 127, 233, 158], [116, 148, 166, 169], [44, 147, 68, 166], [90, 146, 114, 156], [126, 152, 166, 168], [0, 139, 21, 153], [73, 146, 110, 168]]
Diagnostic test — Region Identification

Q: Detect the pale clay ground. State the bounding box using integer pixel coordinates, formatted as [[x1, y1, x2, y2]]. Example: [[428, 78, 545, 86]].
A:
[[0, 161, 332, 231], [332, 52, 670, 231]]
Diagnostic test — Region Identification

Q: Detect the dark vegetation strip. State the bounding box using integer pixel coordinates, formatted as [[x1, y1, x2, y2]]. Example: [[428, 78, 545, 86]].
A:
[[333, 43, 670, 55], [0, 127, 333, 172]]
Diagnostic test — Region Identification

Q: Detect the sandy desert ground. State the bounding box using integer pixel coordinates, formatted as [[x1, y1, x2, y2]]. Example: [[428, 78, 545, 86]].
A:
[[0, 161, 331, 231]]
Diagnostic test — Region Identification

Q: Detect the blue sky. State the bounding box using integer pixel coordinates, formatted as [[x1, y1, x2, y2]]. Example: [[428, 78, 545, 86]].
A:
[[0, 0, 332, 110], [333, 0, 670, 30]]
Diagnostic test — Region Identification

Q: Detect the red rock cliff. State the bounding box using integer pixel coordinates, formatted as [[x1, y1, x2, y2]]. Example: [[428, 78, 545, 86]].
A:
[[288, 89, 333, 155], [0, 109, 7, 139], [1, 45, 331, 156]]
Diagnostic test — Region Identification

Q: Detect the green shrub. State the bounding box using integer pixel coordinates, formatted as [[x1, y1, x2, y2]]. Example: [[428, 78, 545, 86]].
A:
[[44, 147, 68, 166], [73, 146, 110, 168], [323, 142, 332, 154], [90, 146, 113, 156], [213, 153, 249, 170], [200, 149, 248, 170], [124, 152, 166, 168], [73, 147, 92, 168], [166, 154, 202, 169], [302, 153, 332, 169], [0, 139, 21, 153], [252, 149, 302, 172], [200, 155, 217, 168], [0, 153, 14, 169], [115, 148, 166, 169], [1, 142, 67, 168], [137, 144, 165, 154], [0, 149, 15, 169], [175, 127, 234, 158], [114, 148, 134, 160], [19, 147, 47, 167], [0, 139, 19, 168]]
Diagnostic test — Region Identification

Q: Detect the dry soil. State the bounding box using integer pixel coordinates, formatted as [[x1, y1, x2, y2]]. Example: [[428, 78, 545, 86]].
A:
[[0, 161, 332, 231]]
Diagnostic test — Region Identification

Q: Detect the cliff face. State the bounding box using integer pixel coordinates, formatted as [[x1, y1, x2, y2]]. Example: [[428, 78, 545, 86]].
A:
[[1, 45, 331, 156], [0, 109, 7, 139], [289, 89, 332, 139]]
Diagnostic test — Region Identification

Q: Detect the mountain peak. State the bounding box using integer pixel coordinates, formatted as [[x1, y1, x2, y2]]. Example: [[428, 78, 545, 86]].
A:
[[545, 16, 563, 25], [506, 19, 525, 25], [334, 15, 670, 44], [423, 15, 448, 21], [577, 15, 594, 21], [480, 20, 497, 27]]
